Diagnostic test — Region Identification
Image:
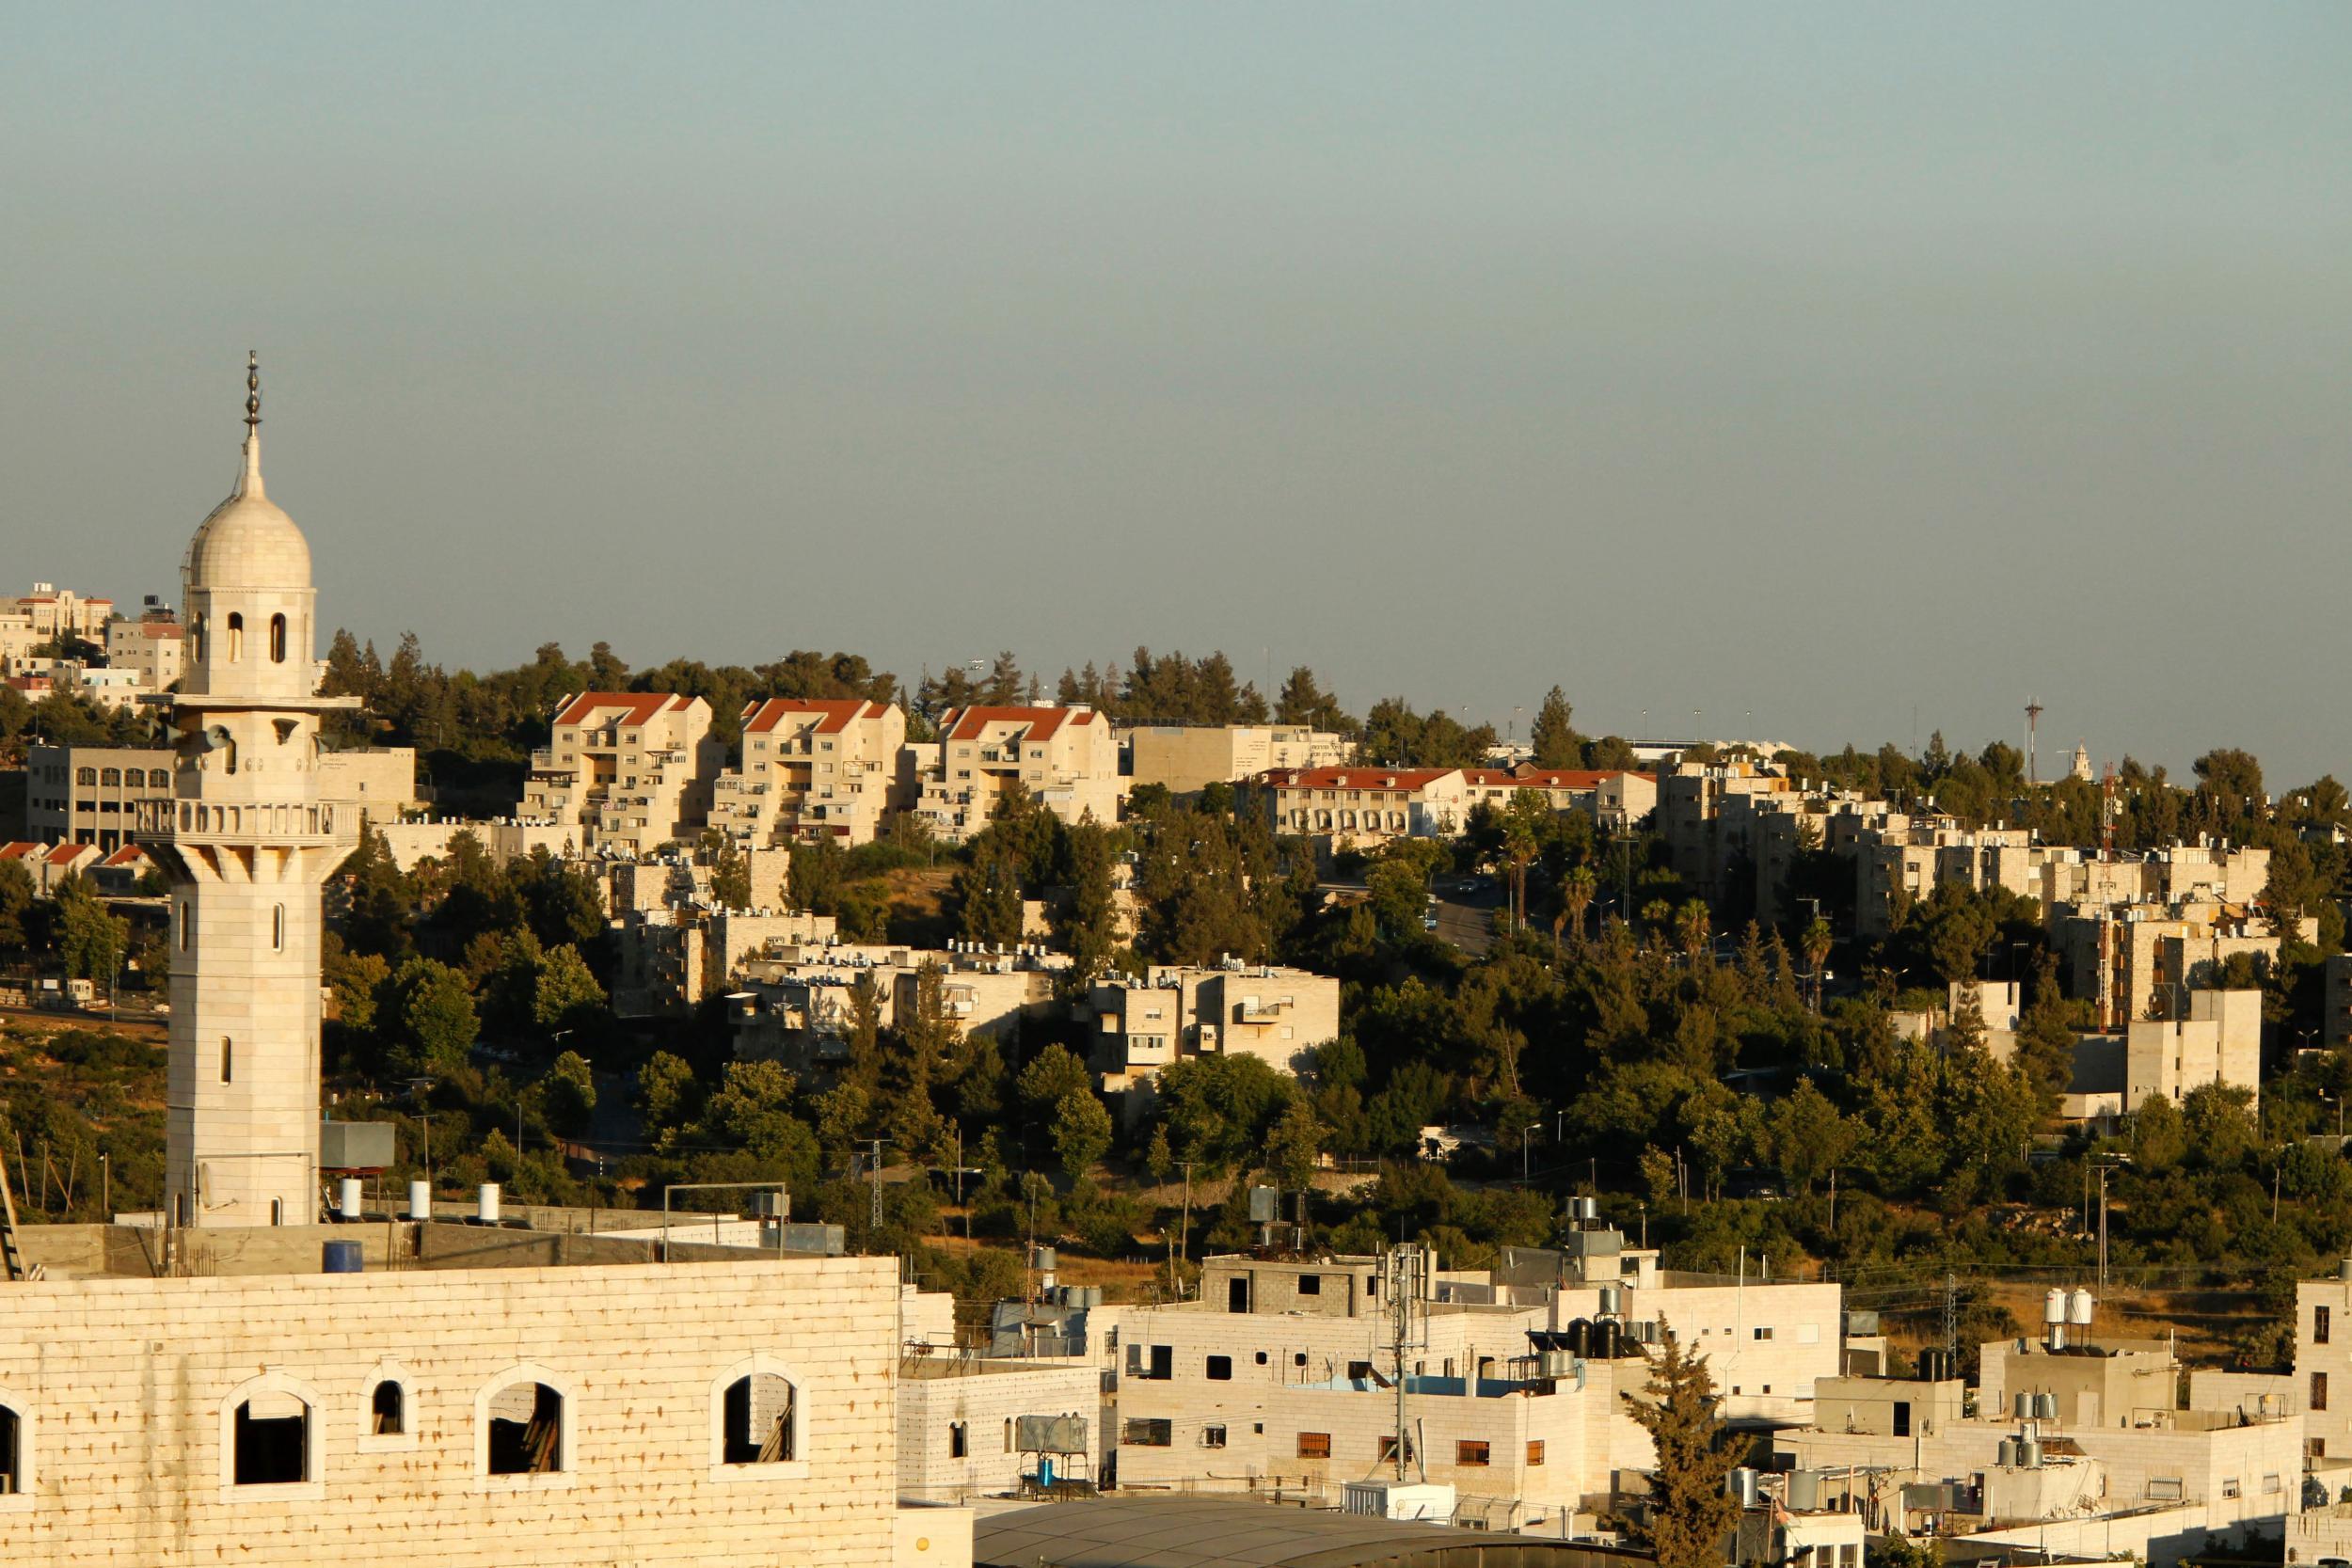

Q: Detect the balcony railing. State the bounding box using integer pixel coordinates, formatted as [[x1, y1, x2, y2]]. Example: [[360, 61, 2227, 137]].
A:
[[139, 798, 350, 844]]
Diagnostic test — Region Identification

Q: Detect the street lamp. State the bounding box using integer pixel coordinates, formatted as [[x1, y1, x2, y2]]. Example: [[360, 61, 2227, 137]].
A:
[[2090, 1154, 2131, 1291]]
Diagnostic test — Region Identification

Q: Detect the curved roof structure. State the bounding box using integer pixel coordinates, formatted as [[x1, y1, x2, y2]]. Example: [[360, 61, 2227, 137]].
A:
[[972, 1497, 1648, 1568]]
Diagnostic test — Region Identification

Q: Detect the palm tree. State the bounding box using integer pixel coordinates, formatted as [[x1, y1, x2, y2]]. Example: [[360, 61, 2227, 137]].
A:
[[1801, 917, 1833, 1013], [1562, 866, 1597, 949], [1674, 899, 1711, 967]]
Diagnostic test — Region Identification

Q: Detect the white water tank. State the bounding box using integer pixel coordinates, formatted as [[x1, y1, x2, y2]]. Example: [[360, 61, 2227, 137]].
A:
[[478, 1183, 501, 1224], [2043, 1288, 2067, 1325], [407, 1180, 431, 1220], [2068, 1288, 2094, 1327], [338, 1177, 362, 1219]]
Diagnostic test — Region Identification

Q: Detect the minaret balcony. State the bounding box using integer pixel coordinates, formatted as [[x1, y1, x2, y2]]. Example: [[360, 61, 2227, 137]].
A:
[[137, 797, 357, 847]]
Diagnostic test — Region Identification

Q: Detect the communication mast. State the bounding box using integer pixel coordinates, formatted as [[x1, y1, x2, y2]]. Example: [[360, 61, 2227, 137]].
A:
[[2024, 698, 2044, 785], [1380, 1243, 1429, 1481]]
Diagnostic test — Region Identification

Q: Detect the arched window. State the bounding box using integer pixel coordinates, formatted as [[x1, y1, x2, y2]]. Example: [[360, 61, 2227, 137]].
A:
[[269, 613, 287, 663], [179, 901, 192, 953], [271, 905, 285, 952], [220, 1037, 232, 1085], [708, 1357, 807, 1481], [99, 768, 120, 786], [0, 1389, 33, 1509], [722, 1374, 796, 1465], [218, 1373, 323, 1498], [75, 768, 96, 786], [189, 613, 204, 662], [358, 1363, 419, 1453], [371, 1381, 404, 1435], [0, 1402, 22, 1497], [226, 613, 243, 663], [479, 1370, 568, 1479]]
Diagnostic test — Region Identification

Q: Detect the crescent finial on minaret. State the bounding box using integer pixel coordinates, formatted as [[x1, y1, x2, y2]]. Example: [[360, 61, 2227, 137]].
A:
[[246, 350, 262, 431]]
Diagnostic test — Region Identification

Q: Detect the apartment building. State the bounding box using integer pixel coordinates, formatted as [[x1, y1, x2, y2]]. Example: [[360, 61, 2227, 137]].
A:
[[1082, 963, 1342, 1096], [1658, 759, 1800, 906], [373, 816, 578, 873], [1458, 768, 1661, 834], [23, 745, 174, 852], [1124, 724, 1352, 799], [713, 697, 908, 847], [104, 600, 186, 689], [1261, 767, 1470, 847], [10, 582, 113, 645], [2052, 904, 2286, 1030], [896, 1358, 1105, 1504], [729, 943, 1073, 1068], [612, 905, 839, 1017], [913, 705, 1122, 841], [521, 691, 723, 854]]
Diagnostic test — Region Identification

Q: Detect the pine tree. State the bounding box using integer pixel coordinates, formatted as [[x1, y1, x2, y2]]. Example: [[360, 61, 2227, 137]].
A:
[[1622, 1326, 1744, 1568], [1530, 685, 1580, 768]]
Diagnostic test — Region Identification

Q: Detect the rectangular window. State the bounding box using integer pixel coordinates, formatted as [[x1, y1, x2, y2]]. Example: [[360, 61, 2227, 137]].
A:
[[1203, 1424, 1227, 1449], [1754, 1326, 1774, 1340], [2222, 1478, 2241, 1499], [221, 1037, 233, 1085], [2315, 1372, 2330, 1413], [1121, 1418, 1171, 1448], [1297, 1274, 1320, 1296], [948, 1421, 967, 1459], [2320, 1306, 2333, 1345], [1527, 1440, 1546, 1465], [2265, 1474, 2283, 1495], [1297, 1433, 1330, 1459], [1206, 1355, 1232, 1381], [1457, 1441, 1491, 1466], [1378, 1434, 1416, 1464], [1149, 1345, 1172, 1382], [1893, 1402, 1912, 1438], [2147, 1478, 2184, 1502], [1347, 1360, 1374, 1382]]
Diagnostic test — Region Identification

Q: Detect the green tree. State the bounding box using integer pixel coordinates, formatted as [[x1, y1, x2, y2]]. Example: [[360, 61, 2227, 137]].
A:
[[532, 942, 606, 1037], [542, 1050, 597, 1134], [636, 1051, 700, 1133], [1018, 1044, 1092, 1117], [1266, 1097, 1326, 1189], [1057, 819, 1120, 988], [0, 859, 36, 956], [1766, 1079, 1852, 1192], [392, 958, 479, 1077], [1530, 685, 1579, 768], [1052, 1089, 1114, 1181], [1622, 1326, 1744, 1568], [54, 878, 129, 984]]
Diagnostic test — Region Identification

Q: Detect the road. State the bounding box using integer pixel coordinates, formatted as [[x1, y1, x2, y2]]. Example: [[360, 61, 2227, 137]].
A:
[[1430, 882, 1504, 958]]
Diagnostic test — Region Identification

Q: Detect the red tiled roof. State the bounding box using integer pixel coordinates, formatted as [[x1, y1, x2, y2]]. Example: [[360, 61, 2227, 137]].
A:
[[552, 691, 696, 729], [1261, 767, 1459, 792], [941, 705, 1100, 743], [0, 842, 43, 861], [46, 843, 93, 866], [1460, 768, 1656, 790], [103, 846, 153, 866], [740, 697, 884, 736]]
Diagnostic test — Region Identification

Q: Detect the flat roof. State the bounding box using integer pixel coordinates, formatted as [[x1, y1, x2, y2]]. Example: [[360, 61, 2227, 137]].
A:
[[973, 1497, 1647, 1568]]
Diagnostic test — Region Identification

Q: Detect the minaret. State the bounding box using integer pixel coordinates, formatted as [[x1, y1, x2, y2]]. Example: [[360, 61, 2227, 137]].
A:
[[148, 356, 359, 1227]]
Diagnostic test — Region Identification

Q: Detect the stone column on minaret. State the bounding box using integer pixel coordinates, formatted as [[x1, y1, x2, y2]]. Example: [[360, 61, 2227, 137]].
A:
[[146, 355, 361, 1228]]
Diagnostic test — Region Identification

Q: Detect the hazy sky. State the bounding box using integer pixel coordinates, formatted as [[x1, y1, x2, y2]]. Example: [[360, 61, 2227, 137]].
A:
[[5, 5, 2347, 782]]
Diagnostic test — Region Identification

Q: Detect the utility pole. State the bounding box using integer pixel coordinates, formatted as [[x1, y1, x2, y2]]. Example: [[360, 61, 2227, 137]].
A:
[[1943, 1273, 1958, 1361], [1175, 1162, 1196, 1303]]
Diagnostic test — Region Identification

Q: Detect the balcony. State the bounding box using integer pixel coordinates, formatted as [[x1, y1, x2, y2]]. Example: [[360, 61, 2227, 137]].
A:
[[139, 798, 353, 847]]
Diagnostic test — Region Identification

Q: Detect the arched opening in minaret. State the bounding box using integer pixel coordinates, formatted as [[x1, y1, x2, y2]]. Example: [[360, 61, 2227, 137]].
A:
[[371, 1380, 405, 1436], [226, 613, 244, 663], [269, 613, 287, 663], [272, 905, 285, 952], [220, 1037, 232, 1084]]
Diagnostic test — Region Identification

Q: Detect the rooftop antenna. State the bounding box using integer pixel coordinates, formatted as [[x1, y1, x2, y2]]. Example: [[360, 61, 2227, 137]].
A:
[[2025, 697, 2044, 785], [2101, 763, 2119, 862]]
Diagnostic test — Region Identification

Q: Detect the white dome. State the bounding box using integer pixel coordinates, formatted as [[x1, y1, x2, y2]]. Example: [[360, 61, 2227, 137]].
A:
[[186, 435, 312, 591]]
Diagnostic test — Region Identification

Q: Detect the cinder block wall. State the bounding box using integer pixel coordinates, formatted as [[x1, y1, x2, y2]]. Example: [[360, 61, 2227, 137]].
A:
[[0, 1255, 899, 1566]]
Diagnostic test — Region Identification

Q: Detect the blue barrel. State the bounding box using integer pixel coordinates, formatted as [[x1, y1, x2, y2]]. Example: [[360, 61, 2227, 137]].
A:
[[322, 1241, 364, 1274], [1039, 1456, 1055, 1490]]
